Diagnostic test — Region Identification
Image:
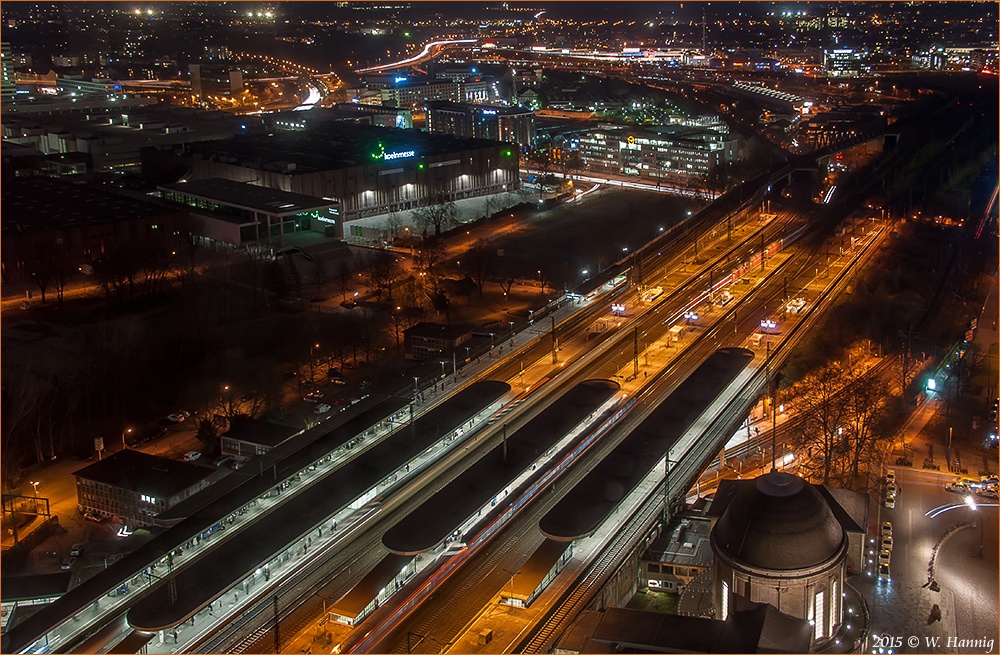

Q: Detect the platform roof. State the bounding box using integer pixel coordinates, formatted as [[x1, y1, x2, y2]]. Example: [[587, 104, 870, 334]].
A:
[[509, 538, 568, 600], [2, 395, 404, 653], [330, 553, 414, 620], [539, 348, 755, 541], [159, 178, 338, 217], [382, 379, 619, 555], [126, 381, 509, 631]]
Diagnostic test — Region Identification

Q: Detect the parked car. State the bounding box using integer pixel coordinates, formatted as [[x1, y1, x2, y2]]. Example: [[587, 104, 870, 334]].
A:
[[70, 543, 84, 557], [359, 380, 372, 390], [183, 451, 201, 462], [881, 534, 893, 551], [303, 391, 324, 403], [976, 488, 998, 499], [314, 403, 332, 414], [878, 563, 891, 582], [884, 494, 895, 509], [881, 521, 892, 537], [166, 413, 186, 423], [885, 469, 895, 484], [83, 511, 103, 523], [878, 549, 891, 567], [61, 557, 77, 570]]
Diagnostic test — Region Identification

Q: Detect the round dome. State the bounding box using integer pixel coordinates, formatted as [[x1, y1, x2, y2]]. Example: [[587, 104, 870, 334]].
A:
[[712, 471, 845, 571]]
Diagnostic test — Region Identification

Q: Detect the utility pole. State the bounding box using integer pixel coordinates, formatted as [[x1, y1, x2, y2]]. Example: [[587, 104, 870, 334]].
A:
[[633, 327, 639, 379], [273, 595, 280, 653], [502, 423, 508, 463], [551, 316, 558, 364]]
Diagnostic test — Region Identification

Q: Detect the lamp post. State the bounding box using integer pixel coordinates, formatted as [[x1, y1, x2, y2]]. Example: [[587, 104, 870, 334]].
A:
[[509, 320, 515, 345], [121, 427, 133, 449], [29, 481, 39, 498], [310, 343, 320, 383], [663, 449, 675, 522], [502, 567, 522, 612], [965, 496, 984, 557]]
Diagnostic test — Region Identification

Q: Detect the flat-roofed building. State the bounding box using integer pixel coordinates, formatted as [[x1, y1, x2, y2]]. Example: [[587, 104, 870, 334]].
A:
[[576, 124, 737, 180], [143, 124, 519, 222], [73, 449, 222, 528], [159, 177, 342, 246], [403, 322, 473, 361], [426, 100, 535, 148], [189, 63, 244, 102], [1, 176, 189, 286]]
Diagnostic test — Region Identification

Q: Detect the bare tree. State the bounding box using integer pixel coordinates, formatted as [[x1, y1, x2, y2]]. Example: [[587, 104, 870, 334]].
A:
[[385, 210, 404, 242], [365, 250, 404, 302], [463, 238, 494, 297], [790, 362, 849, 485], [413, 199, 458, 238]]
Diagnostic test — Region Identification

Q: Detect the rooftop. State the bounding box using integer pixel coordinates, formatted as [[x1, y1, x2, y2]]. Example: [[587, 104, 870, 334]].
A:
[[221, 417, 301, 449], [159, 178, 338, 217], [177, 124, 507, 174], [72, 449, 214, 500], [1, 177, 181, 235], [710, 471, 859, 572]]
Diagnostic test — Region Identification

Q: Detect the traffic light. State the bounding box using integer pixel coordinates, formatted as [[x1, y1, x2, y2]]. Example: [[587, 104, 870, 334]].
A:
[[503, 149, 513, 157]]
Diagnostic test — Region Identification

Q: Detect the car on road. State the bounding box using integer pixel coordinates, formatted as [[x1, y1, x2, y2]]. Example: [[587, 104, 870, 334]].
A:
[[885, 469, 895, 484], [878, 549, 891, 567], [166, 413, 186, 423], [878, 563, 891, 582], [183, 451, 201, 462], [976, 488, 998, 499], [884, 494, 895, 509], [61, 557, 77, 570], [314, 403, 332, 414], [881, 534, 893, 551], [303, 391, 324, 403], [83, 511, 102, 523], [945, 480, 970, 494], [881, 521, 892, 537], [69, 543, 84, 557], [887, 482, 898, 496], [359, 380, 372, 390]]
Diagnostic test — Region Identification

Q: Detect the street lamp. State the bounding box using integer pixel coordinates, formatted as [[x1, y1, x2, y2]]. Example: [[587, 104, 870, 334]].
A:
[[509, 320, 515, 345], [122, 427, 133, 449], [965, 496, 984, 557], [29, 481, 39, 498], [502, 567, 522, 612]]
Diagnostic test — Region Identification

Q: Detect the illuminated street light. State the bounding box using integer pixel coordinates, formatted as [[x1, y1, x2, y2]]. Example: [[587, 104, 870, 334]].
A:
[[29, 481, 39, 498], [121, 427, 133, 449]]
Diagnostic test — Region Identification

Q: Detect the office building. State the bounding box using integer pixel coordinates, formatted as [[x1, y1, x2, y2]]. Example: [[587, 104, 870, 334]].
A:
[[73, 449, 221, 528], [1, 42, 15, 105], [189, 63, 244, 102], [426, 100, 535, 148], [576, 124, 737, 180], [821, 48, 872, 77]]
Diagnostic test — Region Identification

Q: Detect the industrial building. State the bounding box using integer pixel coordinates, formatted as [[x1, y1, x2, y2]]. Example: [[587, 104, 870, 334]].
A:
[[142, 124, 520, 222]]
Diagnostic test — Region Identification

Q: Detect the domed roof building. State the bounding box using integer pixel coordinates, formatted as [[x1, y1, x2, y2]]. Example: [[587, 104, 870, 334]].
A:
[[709, 470, 868, 647]]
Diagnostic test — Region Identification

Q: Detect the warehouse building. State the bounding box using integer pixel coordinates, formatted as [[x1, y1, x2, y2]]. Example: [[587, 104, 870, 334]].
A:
[[143, 124, 520, 222]]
